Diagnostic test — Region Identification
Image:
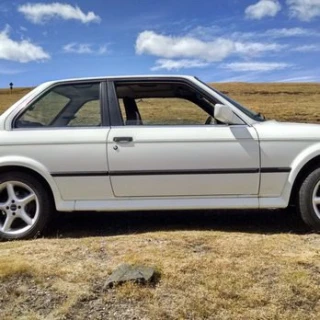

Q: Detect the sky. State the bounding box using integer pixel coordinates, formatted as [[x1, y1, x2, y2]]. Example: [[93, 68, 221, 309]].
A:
[[0, 0, 319, 87]]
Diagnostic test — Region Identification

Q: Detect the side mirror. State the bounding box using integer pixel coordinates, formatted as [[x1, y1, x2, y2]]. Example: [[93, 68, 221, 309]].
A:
[[214, 104, 239, 124]]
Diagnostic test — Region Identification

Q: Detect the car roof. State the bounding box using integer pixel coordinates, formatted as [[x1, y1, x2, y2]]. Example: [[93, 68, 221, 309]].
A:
[[42, 75, 196, 86]]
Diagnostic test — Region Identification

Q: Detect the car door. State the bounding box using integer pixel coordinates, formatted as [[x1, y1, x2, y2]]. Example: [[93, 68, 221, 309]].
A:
[[107, 79, 260, 198], [12, 81, 113, 201]]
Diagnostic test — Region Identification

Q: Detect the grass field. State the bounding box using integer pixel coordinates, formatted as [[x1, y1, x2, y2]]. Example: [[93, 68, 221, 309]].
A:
[[1, 83, 320, 320], [1, 82, 320, 123]]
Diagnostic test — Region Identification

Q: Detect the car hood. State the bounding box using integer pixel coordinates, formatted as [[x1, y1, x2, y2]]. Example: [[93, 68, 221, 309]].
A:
[[253, 120, 320, 141]]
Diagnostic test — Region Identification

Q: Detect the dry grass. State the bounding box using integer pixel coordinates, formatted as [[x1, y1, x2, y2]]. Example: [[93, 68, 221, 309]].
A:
[[1, 220, 320, 320], [0, 83, 320, 319], [0, 87, 31, 114], [212, 82, 320, 123]]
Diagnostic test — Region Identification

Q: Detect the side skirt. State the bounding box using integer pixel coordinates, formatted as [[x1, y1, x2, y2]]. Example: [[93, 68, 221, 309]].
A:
[[55, 196, 288, 212]]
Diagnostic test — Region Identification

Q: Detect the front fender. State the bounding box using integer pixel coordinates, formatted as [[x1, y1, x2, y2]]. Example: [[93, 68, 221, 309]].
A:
[[282, 142, 320, 203]]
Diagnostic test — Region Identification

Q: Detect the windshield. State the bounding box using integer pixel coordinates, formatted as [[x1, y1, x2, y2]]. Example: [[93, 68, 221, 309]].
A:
[[195, 77, 266, 122]]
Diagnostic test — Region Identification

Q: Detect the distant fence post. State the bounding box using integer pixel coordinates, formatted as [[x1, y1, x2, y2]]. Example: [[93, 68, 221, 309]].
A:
[[9, 82, 13, 94]]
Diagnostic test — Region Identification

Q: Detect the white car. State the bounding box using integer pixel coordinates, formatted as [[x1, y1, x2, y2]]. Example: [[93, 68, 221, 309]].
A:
[[0, 75, 319, 239]]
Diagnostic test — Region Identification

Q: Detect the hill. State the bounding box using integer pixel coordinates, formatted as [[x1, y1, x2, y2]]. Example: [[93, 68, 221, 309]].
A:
[[1, 83, 319, 123], [0, 82, 320, 319]]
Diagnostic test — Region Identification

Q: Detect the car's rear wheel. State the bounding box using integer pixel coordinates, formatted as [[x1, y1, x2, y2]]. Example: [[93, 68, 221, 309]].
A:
[[298, 168, 320, 232], [0, 172, 52, 240]]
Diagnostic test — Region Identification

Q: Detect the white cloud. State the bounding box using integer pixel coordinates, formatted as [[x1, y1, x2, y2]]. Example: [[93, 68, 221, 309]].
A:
[[234, 42, 284, 55], [97, 46, 108, 55], [287, 0, 320, 21], [151, 59, 209, 71], [186, 25, 222, 41], [18, 2, 101, 24], [219, 74, 259, 82], [228, 27, 318, 42], [0, 67, 24, 75], [265, 27, 311, 37], [245, 0, 281, 19], [63, 43, 108, 55], [276, 76, 317, 82], [63, 43, 92, 54], [292, 44, 320, 51], [221, 62, 291, 72], [0, 25, 50, 63], [136, 31, 234, 62], [136, 31, 283, 63]]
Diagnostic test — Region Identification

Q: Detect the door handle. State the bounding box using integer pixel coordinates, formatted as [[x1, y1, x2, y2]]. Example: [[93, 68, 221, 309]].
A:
[[113, 136, 133, 143]]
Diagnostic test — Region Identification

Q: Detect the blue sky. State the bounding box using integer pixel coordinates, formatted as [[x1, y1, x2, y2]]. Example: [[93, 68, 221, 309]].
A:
[[0, 0, 319, 87]]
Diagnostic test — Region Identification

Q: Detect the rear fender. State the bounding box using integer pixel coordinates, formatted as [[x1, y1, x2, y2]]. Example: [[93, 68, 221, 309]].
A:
[[0, 155, 74, 211]]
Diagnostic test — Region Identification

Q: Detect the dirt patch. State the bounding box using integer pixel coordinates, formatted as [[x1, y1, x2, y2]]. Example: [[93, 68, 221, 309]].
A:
[[64, 291, 148, 320], [0, 274, 66, 319]]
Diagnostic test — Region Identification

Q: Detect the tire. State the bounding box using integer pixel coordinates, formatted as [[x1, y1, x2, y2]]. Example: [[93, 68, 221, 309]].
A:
[[298, 168, 320, 232], [0, 172, 53, 240]]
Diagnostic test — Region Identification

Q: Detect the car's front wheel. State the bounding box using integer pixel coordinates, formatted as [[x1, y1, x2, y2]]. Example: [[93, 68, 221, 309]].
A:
[[0, 172, 52, 240], [299, 168, 320, 232]]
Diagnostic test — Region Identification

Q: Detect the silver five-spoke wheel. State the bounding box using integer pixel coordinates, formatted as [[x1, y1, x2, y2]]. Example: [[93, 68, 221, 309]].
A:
[[0, 181, 40, 236], [0, 172, 52, 240]]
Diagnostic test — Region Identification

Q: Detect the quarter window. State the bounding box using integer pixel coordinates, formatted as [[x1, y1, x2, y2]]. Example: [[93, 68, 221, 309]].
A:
[[68, 100, 101, 126], [15, 83, 101, 128]]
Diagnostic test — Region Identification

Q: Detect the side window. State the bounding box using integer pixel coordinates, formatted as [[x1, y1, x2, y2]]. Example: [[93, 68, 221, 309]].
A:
[[136, 98, 208, 125], [115, 82, 215, 126], [118, 98, 126, 123], [15, 82, 101, 128], [17, 90, 69, 127], [68, 100, 100, 126]]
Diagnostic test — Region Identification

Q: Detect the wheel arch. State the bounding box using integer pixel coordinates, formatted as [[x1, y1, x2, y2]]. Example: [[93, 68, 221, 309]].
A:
[[0, 165, 56, 210], [289, 155, 320, 205], [0, 156, 73, 211], [277, 142, 320, 207]]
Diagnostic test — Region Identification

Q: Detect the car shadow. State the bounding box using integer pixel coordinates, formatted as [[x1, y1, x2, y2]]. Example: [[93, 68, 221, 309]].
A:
[[47, 208, 311, 239]]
